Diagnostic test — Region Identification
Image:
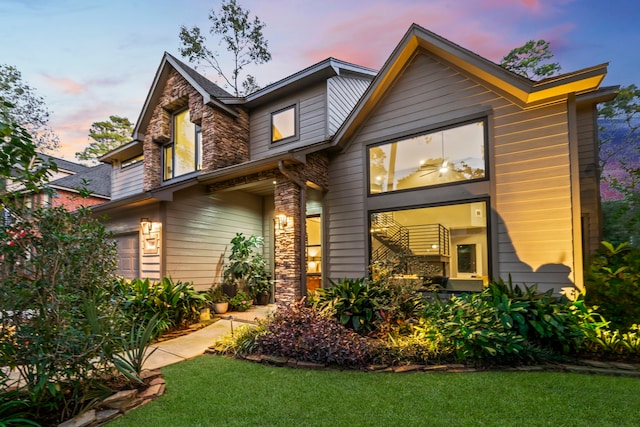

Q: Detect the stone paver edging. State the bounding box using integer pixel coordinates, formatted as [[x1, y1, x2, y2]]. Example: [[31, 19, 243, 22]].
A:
[[217, 352, 640, 378], [59, 369, 165, 427]]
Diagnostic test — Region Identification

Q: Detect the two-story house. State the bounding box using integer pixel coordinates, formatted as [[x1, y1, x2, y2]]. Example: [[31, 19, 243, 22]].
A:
[[95, 24, 616, 304]]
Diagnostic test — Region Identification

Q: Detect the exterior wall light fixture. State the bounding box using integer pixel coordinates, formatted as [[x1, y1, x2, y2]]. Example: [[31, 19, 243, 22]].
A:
[[140, 218, 152, 235], [275, 214, 288, 230]]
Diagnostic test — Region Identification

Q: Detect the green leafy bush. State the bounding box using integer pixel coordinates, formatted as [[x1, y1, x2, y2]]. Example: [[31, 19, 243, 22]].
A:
[[0, 206, 120, 423], [229, 291, 252, 311], [114, 277, 208, 335], [485, 278, 585, 353], [585, 241, 640, 330], [312, 278, 383, 333], [213, 323, 267, 356], [0, 389, 41, 427], [418, 292, 532, 363], [112, 315, 161, 384], [372, 334, 450, 365], [256, 301, 371, 367]]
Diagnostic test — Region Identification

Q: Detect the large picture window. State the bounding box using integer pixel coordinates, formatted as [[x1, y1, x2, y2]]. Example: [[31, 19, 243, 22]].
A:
[[164, 109, 202, 180], [271, 105, 297, 143], [369, 119, 486, 194], [370, 201, 489, 292]]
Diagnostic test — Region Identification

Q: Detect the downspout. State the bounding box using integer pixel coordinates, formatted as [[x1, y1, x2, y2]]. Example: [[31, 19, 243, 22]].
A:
[[278, 160, 307, 298]]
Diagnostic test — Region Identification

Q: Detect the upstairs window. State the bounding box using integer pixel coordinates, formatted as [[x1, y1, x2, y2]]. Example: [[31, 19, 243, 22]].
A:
[[271, 105, 297, 143], [369, 119, 487, 194], [121, 154, 143, 169], [163, 110, 202, 181]]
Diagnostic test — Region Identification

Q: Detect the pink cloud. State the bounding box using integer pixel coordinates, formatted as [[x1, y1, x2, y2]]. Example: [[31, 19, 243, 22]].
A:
[[40, 73, 87, 94], [49, 102, 136, 159]]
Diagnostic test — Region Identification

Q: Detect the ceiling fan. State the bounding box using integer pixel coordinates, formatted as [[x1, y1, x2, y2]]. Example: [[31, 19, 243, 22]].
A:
[[419, 133, 448, 177], [419, 159, 448, 176]]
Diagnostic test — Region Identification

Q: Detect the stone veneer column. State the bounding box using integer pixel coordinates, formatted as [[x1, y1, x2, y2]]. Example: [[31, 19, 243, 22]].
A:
[[274, 177, 302, 305]]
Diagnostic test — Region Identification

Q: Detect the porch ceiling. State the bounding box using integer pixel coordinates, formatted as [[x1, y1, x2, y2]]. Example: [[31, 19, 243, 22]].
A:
[[213, 178, 276, 197]]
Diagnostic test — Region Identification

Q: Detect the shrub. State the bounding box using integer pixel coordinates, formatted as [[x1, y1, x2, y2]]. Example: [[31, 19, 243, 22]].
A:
[[312, 275, 422, 335], [229, 291, 252, 311], [213, 323, 267, 356], [485, 278, 585, 354], [312, 278, 383, 333], [372, 334, 451, 365], [0, 206, 120, 423], [0, 389, 41, 427], [419, 292, 532, 363], [585, 241, 640, 330], [256, 301, 371, 367], [114, 277, 208, 335]]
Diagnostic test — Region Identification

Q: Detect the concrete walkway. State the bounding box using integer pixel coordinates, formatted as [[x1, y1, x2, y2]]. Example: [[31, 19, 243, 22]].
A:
[[143, 304, 276, 370]]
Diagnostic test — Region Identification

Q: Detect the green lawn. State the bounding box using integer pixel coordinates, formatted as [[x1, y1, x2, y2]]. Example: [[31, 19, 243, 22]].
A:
[[110, 355, 640, 427]]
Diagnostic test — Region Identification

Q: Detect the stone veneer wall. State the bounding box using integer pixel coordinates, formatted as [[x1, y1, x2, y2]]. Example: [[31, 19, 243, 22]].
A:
[[143, 67, 249, 191], [273, 153, 329, 305], [274, 178, 302, 305]]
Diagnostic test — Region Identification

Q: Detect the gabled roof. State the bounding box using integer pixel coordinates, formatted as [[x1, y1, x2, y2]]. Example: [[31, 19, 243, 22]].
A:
[[242, 57, 377, 108], [168, 53, 233, 99], [133, 52, 237, 141], [332, 23, 609, 149], [99, 139, 142, 163], [39, 153, 88, 174], [49, 163, 111, 198]]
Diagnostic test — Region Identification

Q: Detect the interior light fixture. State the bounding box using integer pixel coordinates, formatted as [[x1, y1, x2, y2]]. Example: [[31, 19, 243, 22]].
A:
[[439, 160, 449, 174]]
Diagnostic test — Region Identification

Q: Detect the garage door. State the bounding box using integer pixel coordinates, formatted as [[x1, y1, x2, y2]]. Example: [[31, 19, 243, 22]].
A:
[[113, 233, 139, 279]]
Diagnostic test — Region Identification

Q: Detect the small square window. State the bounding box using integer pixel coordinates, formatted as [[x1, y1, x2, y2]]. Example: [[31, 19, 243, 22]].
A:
[[271, 105, 296, 143]]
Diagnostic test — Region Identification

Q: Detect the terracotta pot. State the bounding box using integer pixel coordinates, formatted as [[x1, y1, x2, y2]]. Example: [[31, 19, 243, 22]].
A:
[[212, 302, 229, 314]]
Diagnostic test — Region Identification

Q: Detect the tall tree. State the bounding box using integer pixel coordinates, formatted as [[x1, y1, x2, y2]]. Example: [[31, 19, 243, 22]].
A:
[[75, 115, 134, 162], [0, 64, 59, 152], [598, 84, 640, 191], [178, 0, 271, 96], [500, 40, 561, 80], [502, 41, 639, 246], [0, 97, 56, 198], [598, 84, 640, 247]]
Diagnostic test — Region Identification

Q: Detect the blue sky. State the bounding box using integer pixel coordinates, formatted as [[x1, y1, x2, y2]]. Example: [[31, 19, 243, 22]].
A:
[[2, 0, 638, 159]]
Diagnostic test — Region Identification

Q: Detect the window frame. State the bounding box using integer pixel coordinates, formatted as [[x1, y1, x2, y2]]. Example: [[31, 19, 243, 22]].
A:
[[367, 197, 492, 283], [270, 104, 298, 144], [162, 109, 202, 181], [366, 117, 489, 196], [121, 154, 143, 169]]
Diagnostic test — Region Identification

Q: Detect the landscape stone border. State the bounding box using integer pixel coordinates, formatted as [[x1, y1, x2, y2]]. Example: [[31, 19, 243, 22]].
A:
[[58, 369, 166, 427], [214, 351, 640, 378]]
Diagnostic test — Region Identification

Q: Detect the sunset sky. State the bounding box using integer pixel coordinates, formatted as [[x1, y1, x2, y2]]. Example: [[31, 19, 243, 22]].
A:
[[2, 0, 639, 160]]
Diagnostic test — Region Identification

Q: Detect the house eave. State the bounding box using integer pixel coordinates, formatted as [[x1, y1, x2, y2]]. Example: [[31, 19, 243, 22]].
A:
[[99, 139, 143, 163], [198, 153, 305, 185], [48, 184, 110, 199], [132, 53, 238, 141], [242, 58, 377, 109], [332, 23, 609, 152], [91, 193, 156, 213]]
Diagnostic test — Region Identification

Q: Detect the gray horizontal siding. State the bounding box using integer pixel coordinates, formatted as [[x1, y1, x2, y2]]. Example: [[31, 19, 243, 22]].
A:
[[163, 186, 265, 290], [326, 51, 579, 290], [327, 76, 371, 136], [249, 83, 327, 159], [111, 163, 144, 200]]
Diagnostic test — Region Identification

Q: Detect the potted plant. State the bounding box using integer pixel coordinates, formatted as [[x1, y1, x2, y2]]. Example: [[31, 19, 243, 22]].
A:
[[223, 233, 266, 295], [249, 276, 272, 305], [207, 284, 230, 314], [229, 291, 252, 312]]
